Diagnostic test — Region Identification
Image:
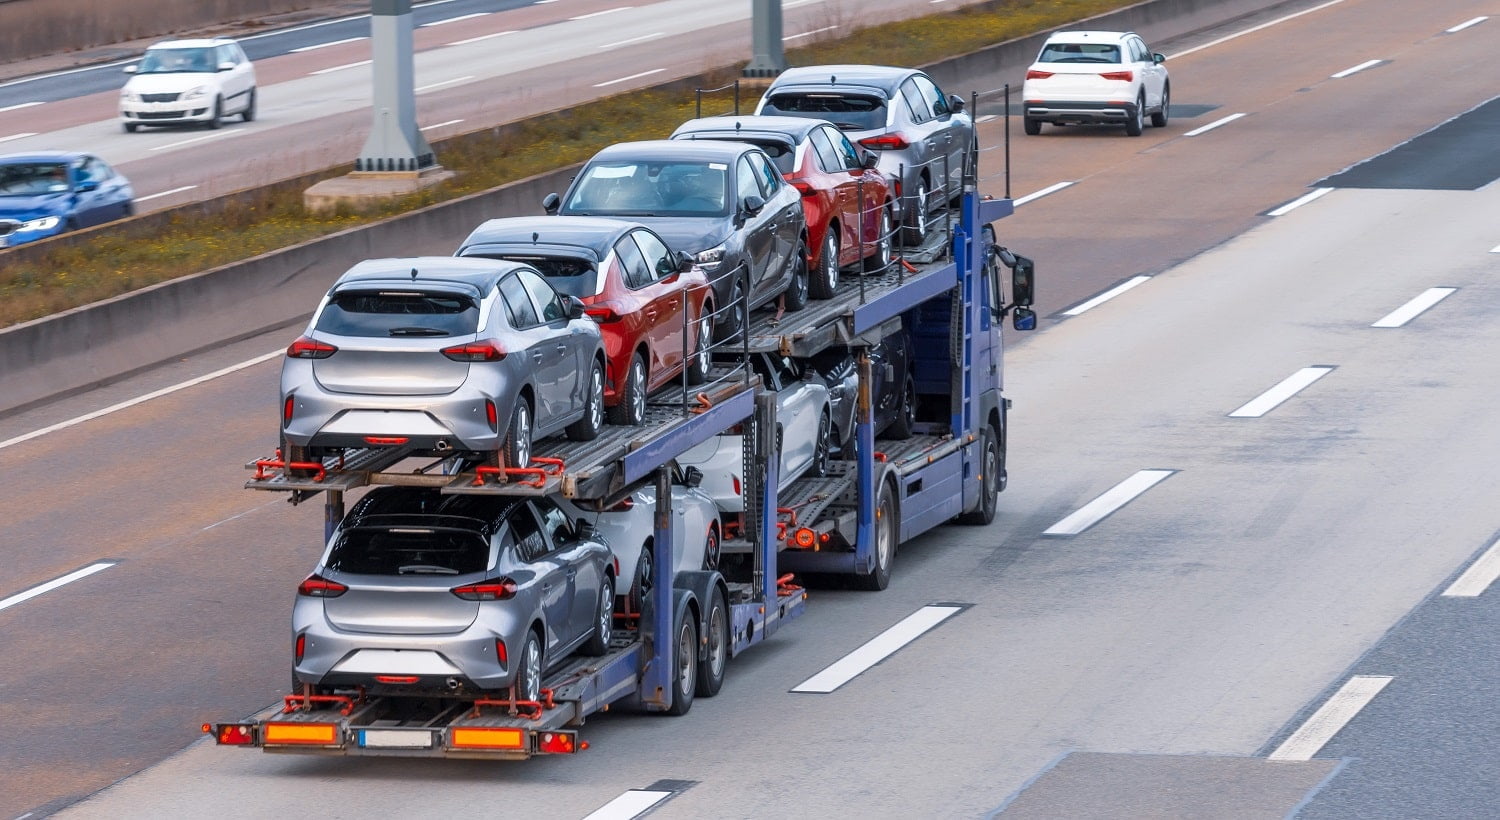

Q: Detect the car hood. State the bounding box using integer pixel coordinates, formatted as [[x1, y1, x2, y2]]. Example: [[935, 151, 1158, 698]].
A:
[[125, 73, 217, 94], [608, 216, 732, 255], [0, 194, 68, 221]]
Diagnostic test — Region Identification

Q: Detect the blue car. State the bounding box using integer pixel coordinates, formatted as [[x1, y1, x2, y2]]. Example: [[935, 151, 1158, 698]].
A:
[[0, 151, 134, 248]]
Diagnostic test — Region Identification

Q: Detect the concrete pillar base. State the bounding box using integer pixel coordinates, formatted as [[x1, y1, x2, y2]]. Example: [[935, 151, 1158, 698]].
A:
[[303, 166, 455, 213]]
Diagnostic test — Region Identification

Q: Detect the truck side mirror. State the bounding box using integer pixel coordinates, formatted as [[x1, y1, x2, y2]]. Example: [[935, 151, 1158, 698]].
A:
[[1012, 307, 1036, 331], [542, 192, 561, 215], [1010, 254, 1034, 307]]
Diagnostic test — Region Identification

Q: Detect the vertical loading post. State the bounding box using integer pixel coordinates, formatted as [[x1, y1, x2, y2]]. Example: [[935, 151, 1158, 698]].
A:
[[644, 465, 675, 711]]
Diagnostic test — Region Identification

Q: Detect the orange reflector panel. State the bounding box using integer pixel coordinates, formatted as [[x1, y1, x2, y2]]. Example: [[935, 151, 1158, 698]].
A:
[[264, 722, 339, 745], [450, 727, 526, 750]]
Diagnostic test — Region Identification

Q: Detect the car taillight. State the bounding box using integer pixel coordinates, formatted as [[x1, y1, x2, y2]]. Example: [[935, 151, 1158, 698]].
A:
[[495, 638, 508, 666], [283, 395, 295, 425], [295, 633, 306, 663], [452, 579, 518, 600], [287, 336, 337, 359], [732, 475, 742, 496], [485, 399, 498, 430], [297, 574, 347, 598], [858, 134, 909, 151], [375, 675, 420, 684], [609, 497, 634, 512], [584, 308, 620, 322], [441, 341, 505, 362], [1099, 70, 1133, 81], [1025, 69, 1054, 80], [791, 181, 817, 197]]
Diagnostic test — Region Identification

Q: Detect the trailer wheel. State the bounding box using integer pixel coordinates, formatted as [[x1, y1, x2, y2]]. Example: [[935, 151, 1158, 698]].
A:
[[695, 587, 728, 697], [852, 480, 895, 590], [517, 630, 543, 703], [581, 574, 613, 656], [958, 426, 999, 525], [665, 612, 698, 716]]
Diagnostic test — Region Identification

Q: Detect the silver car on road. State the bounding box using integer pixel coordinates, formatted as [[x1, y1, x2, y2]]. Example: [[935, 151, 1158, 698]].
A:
[[293, 488, 616, 703], [280, 257, 607, 469]]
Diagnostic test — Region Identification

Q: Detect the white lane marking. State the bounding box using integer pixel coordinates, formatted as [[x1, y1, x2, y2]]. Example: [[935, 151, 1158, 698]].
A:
[[135, 184, 198, 203], [583, 790, 674, 820], [975, 114, 997, 123], [601, 32, 665, 50], [1446, 16, 1488, 33], [0, 101, 43, 113], [420, 118, 464, 131], [792, 605, 964, 693], [416, 75, 475, 93], [448, 30, 516, 46], [421, 12, 489, 26], [1490, 243, 1500, 254], [1371, 287, 1456, 328], [1269, 675, 1392, 760], [1062, 275, 1151, 316], [1266, 187, 1333, 216], [0, 350, 282, 452], [593, 68, 665, 88], [0, 562, 117, 613], [1229, 366, 1333, 418], [1168, 0, 1346, 59], [785, 0, 823, 6], [572, 6, 632, 21], [1443, 537, 1500, 597], [311, 59, 373, 76], [0, 132, 37, 143], [1183, 112, 1245, 136], [1013, 181, 1073, 206], [148, 131, 242, 152], [1043, 470, 1174, 536], [290, 36, 367, 52], [1331, 59, 1383, 79], [784, 26, 839, 41]]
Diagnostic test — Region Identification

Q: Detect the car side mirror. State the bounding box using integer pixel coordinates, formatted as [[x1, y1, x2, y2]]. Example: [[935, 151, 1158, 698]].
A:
[[565, 295, 586, 320], [1012, 307, 1037, 331], [1010, 254, 1034, 307], [742, 194, 766, 217], [861, 151, 879, 170], [674, 250, 695, 272], [576, 519, 597, 540], [542, 192, 561, 215], [683, 466, 704, 488], [123, 64, 139, 75], [1152, 52, 1166, 64], [218, 61, 235, 72], [75, 180, 99, 193], [948, 94, 966, 113]]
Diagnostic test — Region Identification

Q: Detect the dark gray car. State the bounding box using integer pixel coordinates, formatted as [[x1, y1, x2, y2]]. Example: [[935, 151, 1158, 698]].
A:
[[544, 140, 808, 342], [755, 65, 974, 246]]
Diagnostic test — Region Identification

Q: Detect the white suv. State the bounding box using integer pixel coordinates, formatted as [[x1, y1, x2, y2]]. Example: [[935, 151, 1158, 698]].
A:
[[1021, 30, 1168, 137], [119, 38, 257, 132]]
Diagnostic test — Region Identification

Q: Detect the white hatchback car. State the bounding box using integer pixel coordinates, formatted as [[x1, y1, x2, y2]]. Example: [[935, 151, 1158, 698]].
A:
[[1021, 30, 1168, 137], [120, 38, 257, 132]]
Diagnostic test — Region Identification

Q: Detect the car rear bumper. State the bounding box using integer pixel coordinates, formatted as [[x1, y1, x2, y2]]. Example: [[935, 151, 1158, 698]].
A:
[[1024, 100, 1140, 123]]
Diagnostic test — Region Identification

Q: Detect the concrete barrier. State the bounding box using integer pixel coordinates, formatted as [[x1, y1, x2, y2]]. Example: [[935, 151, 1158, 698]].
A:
[[0, 0, 1291, 416]]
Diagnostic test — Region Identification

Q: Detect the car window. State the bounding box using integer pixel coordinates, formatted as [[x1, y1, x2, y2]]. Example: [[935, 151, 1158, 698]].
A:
[[499, 274, 541, 328], [751, 138, 797, 174], [898, 79, 930, 124], [316, 288, 480, 337], [1039, 41, 1121, 63], [761, 92, 888, 131], [829, 127, 862, 170], [1131, 38, 1151, 62], [516, 268, 568, 322], [807, 127, 844, 174], [913, 75, 950, 117], [325, 524, 491, 576], [534, 498, 574, 548], [748, 152, 782, 197], [631, 230, 675, 281], [506, 504, 550, 563], [615, 234, 652, 289], [216, 45, 233, 67], [735, 157, 761, 206], [465, 252, 599, 300], [78, 157, 110, 184]]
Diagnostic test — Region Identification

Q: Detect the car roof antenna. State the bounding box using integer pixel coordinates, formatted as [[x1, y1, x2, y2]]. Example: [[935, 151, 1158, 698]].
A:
[[410, 268, 418, 280], [532, 232, 539, 243]]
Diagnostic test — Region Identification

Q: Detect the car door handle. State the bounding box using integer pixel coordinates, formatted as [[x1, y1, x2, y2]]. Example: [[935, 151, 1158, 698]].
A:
[[555, 344, 567, 353]]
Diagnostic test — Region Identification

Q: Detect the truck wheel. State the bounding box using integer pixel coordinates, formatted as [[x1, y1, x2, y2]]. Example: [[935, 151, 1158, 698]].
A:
[[581, 574, 613, 656], [517, 630, 543, 703], [665, 612, 698, 715], [958, 426, 999, 525], [695, 587, 728, 697], [567, 359, 606, 439], [852, 480, 895, 590]]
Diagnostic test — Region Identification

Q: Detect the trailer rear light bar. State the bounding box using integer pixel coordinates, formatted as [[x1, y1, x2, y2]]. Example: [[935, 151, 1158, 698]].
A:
[[263, 722, 342, 747], [203, 722, 256, 746], [449, 727, 526, 750]]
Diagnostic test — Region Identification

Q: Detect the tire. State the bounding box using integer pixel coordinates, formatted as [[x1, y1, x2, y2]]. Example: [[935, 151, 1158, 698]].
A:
[[888, 376, 916, 440], [783, 243, 810, 311], [1150, 84, 1169, 128], [852, 479, 896, 590], [123, 122, 139, 133], [901, 177, 929, 246], [1125, 93, 1144, 137], [242, 88, 257, 122], [281, 435, 317, 478], [713, 271, 747, 343], [515, 630, 543, 703], [502, 398, 532, 468], [695, 587, 728, 697], [702, 525, 720, 571], [811, 412, 831, 477], [581, 574, 613, 656], [568, 359, 606, 439], [810, 230, 839, 299], [863, 207, 894, 273], [664, 612, 698, 716], [1023, 117, 1041, 136], [958, 425, 1000, 525], [630, 542, 653, 612], [122, 202, 135, 218], [607, 353, 647, 426], [686, 308, 712, 385], [206, 96, 223, 130]]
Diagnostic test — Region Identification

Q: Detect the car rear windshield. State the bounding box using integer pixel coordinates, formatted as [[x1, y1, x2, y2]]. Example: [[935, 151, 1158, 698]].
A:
[[565, 161, 730, 216], [326, 525, 490, 576], [315, 289, 480, 337], [0, 163, 69, 196], [761, 93, 887, 132], [466, 254, 599, 299], [1039, 43, 1122, 63]]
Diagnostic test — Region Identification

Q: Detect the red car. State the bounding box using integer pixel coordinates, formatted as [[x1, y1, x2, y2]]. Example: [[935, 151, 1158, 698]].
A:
[[455, 216, 713, 425], [671, 115, 895, 299]]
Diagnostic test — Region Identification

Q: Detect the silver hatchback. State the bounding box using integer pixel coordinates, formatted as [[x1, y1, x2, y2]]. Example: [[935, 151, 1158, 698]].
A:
[[292, 488, 616, 702], [280, 257, 606, 468]]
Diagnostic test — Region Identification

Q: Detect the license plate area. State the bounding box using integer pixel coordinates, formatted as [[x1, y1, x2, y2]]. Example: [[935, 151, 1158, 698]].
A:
[[358, 728, 437, 749]]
